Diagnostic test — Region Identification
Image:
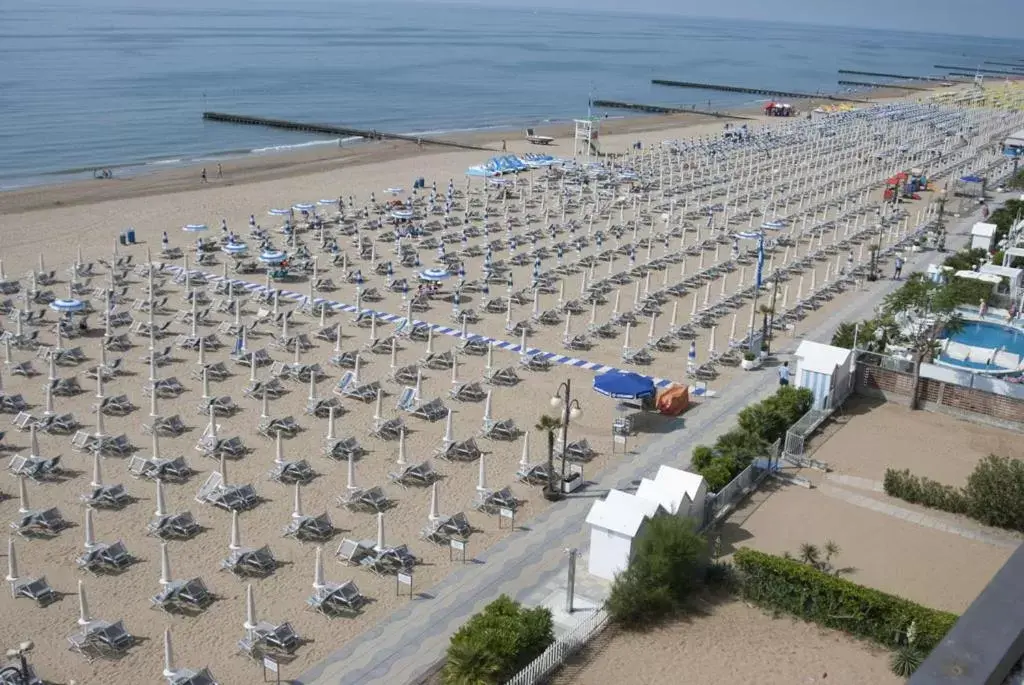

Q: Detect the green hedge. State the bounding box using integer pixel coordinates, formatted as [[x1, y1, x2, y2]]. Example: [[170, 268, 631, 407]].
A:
[[733, 548, 957, 651], [883, 469, 969, 514], [692, 386, 812, 491], [883, 456, 1024, 533]]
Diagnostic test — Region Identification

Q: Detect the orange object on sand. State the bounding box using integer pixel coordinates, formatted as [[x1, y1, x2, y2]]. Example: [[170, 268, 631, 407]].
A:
[[656, 385, 689, 416]]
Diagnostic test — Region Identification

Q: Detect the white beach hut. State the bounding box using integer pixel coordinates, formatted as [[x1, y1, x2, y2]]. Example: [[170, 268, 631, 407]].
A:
[[635, 465, 708, 522], [584, 489, 661, 581], [793, 340, 853, 411], [970, 222, 997, 252]]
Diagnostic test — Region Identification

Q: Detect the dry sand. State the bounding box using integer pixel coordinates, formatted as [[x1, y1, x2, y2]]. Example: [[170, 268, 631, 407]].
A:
[[564, 600, 900, 685], [0, 85, 977, 684], [717, 399, 1021, 614]]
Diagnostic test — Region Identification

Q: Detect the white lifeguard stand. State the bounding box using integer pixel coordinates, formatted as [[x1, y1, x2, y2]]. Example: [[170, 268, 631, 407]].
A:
[[574, 117, 600, 162]]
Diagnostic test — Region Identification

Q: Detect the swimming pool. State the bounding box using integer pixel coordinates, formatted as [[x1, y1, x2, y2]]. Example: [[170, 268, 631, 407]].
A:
[[949, 321, 1024, 355]]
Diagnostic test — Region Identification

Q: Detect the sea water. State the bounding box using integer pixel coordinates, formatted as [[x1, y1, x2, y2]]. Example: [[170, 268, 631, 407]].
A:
[[3, 0, 1024, 189]]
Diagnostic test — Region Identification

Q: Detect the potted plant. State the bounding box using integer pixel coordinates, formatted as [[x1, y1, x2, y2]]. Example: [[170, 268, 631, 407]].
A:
[[741, 351, 760, 370], [759, 341, 770, 360]]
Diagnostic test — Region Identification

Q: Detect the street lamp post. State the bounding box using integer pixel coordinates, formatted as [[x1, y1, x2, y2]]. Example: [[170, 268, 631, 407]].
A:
[[551, 380, 583, 490], [565, 547, 579, 613]]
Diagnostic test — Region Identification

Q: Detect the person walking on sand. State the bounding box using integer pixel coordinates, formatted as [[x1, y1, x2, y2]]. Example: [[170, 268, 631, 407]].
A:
[[778, 361, 790, 387], [217, 163, 222, 178], [200, 168, 207, 183], [161, 231, 169, 252]]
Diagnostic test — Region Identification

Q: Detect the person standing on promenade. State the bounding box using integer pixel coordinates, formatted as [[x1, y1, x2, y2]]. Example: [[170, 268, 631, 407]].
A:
[[778, 361, 790, 387], [893, 255, 904, 280]]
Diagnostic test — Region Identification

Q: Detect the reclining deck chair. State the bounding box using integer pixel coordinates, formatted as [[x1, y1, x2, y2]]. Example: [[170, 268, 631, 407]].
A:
[[220, 545, 277, 577], [146, 511, 201, 540], [336, 486, 389, 513], [282, 512, 335, 542]]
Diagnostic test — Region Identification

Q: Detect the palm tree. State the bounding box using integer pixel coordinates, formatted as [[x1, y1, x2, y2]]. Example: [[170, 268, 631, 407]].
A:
[[798, 543, 820, 568], [535, 414, 562, 500], [442, 639, 503, 685]]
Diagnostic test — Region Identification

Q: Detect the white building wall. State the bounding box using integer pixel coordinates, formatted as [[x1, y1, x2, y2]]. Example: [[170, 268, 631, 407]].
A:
[[587, 527, 634, 581]]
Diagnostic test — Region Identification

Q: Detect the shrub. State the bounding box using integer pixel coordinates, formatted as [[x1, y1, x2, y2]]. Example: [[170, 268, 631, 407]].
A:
[[606, 516, 708, 628], [692, 387, 812, 491], [443, 595, 554, 685], [883, 456, 1024, 533], [733, 548, 957, 652], [700, 458, 735, 492], [691, 445, 714, 470], [964, 455, 1024, 532], [883, 469, 969, 515]]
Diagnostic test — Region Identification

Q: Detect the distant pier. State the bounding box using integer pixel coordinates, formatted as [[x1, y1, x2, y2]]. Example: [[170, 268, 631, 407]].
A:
[[201, 112, 494, 152], [933, 65, 1024, 77], [838, 80, 931, 92], [590, 100, 751, 119], [651, 79, 869, 103], [984, 61, 1024, 70], [838, 69, 962, 83]]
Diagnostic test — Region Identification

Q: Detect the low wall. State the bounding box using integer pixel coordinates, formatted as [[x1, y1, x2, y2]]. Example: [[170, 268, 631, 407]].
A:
[[855, 364, 1024, 431]]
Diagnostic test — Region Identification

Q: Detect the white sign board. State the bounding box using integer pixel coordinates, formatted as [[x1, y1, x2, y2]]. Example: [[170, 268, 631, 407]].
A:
[[397, 572, 413, 586], [450, 539, 466, 552], [263, 657, 279, 673], [499, 507, 514, 519]]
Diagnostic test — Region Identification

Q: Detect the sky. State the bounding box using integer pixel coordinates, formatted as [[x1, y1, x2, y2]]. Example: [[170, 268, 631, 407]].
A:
[[403, 0, 1024, 40]]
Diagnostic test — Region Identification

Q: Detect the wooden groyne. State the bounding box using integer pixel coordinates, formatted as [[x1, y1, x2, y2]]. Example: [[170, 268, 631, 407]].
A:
[[934, 65, 1024, 77], [651, 79, 869, 103], [838, 80, 931, 92], [590, 100, 751, 120], [838, 69, 962, 83], [984, 61, 1024, 70], [201, 112, 494, 152]]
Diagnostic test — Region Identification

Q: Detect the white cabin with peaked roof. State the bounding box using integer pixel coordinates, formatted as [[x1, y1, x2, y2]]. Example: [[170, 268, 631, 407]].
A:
[[584, 489, 661, 581], [635, 465, 707, 521]]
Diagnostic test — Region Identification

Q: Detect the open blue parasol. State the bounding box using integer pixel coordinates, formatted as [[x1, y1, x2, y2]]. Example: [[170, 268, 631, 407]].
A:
[[593, 371, 655, 400], [418, 268, 450, 282], [49, 298, 86, 313], [259, 250, 288, 265]]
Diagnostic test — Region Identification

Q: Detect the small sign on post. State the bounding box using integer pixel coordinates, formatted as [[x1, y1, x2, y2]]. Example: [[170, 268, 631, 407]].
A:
[[499, 506, 515, 530], [449, 538, 467, 564], [263, 656, 281, 684], [396, 571, 413, 598]]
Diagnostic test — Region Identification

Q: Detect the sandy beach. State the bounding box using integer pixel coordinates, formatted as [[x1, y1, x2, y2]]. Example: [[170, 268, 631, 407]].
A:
[[0, 82, 1016, 685]]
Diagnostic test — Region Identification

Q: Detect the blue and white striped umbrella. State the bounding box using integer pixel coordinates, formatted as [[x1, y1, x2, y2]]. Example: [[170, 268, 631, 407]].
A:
[[268, 208, 292, 216], [182, 224, 208, 232], [293, 203, 315, 212], [259, 250, 288, 264], [391, 209, 414, 220], [385, 187, 404, 195], [317, 199, 336, 206], [418, 268, 450, 281], [50, 298, 85, 313], [222, 242, 249, 255]]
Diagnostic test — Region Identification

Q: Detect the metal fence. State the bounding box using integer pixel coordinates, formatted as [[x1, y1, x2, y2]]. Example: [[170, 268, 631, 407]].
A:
[[701, 459, 769, 529], [782, 407, 832, 470], [504, 609, 610, 685]]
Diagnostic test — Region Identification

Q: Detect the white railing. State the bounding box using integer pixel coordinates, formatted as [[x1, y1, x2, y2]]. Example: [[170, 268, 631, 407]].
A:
[[504, 609, 610, 685]]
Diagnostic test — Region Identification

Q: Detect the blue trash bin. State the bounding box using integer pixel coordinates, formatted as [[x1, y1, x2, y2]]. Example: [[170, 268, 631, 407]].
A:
[[126, 229, 136, 244]]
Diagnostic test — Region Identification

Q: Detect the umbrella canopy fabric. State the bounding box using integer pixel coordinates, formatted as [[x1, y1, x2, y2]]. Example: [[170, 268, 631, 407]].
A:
[[259, 250, 288, 264], [50, 298, 86, 313], [293, 203, 315, 212], [222, 243, 249, 255], [418, 268, 450, 282], [182, 224, 208, 232], [593, 371, 655, 400], [317, 199, 336, 205], [268, 208, 292, 216]]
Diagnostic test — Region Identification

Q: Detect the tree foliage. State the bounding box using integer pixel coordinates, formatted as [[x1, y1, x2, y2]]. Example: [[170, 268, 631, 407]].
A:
[[690, 387, 812, 491], [606, 516, 709, 628], [443, 595, 554, 685]]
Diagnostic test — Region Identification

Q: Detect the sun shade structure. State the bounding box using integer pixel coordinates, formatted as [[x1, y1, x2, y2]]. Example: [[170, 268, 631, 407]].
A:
[[592, 371, 655, 400]]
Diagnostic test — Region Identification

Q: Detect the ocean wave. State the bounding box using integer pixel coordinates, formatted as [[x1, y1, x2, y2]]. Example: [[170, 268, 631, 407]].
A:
[[249, 138, 350, 154]]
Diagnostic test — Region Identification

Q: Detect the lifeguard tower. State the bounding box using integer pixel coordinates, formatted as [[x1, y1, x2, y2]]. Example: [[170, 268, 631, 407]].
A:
[[574, 117, 601, 162]]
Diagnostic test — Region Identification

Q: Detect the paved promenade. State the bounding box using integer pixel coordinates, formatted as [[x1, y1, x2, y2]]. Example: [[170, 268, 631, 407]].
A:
[[296, 209, 984, 685]]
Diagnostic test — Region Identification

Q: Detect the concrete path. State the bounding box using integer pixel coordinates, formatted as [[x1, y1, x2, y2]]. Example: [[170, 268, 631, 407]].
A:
[[818, 484, 1021, 550], [296, 203, 994, 685]]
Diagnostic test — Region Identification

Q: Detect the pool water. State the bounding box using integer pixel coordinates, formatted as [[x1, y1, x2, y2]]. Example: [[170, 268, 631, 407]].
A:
[[950, 321, 1024, 355]]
